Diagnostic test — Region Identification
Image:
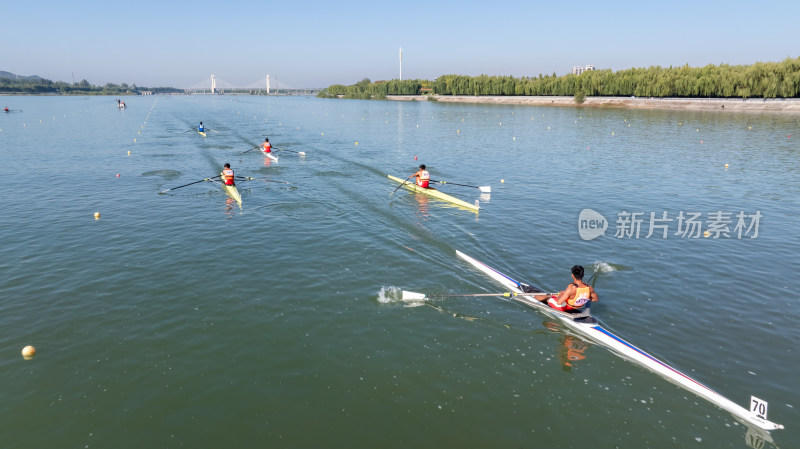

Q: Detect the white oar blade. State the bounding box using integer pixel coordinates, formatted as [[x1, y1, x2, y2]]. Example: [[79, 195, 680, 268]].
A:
[[402, 291, 427, 301], [479, 186, 491, 193], [299, 152, 306, 156]]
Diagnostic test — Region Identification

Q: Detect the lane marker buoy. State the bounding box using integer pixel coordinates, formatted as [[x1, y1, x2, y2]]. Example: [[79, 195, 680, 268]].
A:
[[22, 345, 36, 359]]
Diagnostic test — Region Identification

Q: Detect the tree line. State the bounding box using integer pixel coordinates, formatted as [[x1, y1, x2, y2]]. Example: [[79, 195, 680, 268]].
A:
[[319, 57, 800, 99], [0, 76, 182, 95]]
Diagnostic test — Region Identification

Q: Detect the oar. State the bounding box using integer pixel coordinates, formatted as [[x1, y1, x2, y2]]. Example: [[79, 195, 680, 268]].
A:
[[235, 176, 290, 184], [182, 128, 196, 134], [276, 148, 306, 156], [587, 270, 599, 288], [160, 175, 221, 193], [392, 175, 414, 194], [243, 145, 261, 154], [402, 290, 557, 301], [207, 129, 221, 134], [430, 179, 491, 193]]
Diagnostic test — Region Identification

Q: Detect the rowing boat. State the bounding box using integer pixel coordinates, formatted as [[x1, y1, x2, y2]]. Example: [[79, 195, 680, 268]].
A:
[[219, 174, 242, 206], [198, 130, 207, 137], [388, 175, 479, 212], [262, 150, 278, 162], [454, 250, 784, 431]]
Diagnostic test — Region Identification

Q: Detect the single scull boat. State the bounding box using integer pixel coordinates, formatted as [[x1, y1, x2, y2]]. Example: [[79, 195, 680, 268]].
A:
[[450, 250, 783, 431], [388, 174, 479, 212], [262, 150, 278, 162], [198, 130, 207, 137], [219, 174, 242, 206]]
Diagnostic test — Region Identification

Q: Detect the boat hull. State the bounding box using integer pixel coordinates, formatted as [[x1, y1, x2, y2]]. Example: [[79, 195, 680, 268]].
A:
[[455, 250, 783, 431], [388, 174, 479, 212], [219, 174, 242, 206], [262, 150, 278, 162]]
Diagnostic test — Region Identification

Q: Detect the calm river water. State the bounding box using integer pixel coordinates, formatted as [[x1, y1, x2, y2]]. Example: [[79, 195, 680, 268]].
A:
[[1, 95, 797, 448]]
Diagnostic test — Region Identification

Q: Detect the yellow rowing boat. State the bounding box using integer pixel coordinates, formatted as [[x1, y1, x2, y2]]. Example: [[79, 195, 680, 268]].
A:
[[388, 174, 479, 212], [219, 174, 242, 206]]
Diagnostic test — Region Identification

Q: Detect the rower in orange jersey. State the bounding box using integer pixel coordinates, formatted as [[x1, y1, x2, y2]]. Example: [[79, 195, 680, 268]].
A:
[[535, 265, 598, 312], [221, 163, 235, 186], [413, 164, 430, 188], [261, 137, 272, 154]]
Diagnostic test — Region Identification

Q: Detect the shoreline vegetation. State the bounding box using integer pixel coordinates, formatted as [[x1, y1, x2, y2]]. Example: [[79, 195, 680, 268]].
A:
[[317, 57, 800, 112]]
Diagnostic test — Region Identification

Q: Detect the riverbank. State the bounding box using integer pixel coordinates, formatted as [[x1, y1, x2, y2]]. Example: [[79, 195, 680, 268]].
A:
[[387, 95, 800, 112]]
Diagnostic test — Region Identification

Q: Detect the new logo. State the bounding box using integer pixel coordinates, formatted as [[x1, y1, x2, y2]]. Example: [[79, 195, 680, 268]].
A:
[[579, 209, 608, 240]]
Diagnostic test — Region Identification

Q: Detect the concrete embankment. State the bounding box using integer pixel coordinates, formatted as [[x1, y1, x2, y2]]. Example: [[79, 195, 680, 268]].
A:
[[387, 95, 800, 112]]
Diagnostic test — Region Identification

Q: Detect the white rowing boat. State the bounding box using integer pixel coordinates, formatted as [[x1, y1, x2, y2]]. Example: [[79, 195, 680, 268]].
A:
[[450, 250, 784, 431], [262, 150, 278, 162]]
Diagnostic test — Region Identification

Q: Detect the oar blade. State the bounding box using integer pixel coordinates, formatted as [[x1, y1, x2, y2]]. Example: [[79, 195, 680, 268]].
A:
[[401, 291, 427, 301], [479, 186, 491, 193]]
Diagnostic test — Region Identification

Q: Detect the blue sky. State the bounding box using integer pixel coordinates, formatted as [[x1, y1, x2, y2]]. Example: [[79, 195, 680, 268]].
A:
[[4, 0, 799, 88]]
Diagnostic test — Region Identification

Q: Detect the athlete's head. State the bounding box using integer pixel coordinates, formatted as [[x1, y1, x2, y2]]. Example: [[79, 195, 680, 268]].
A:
[[571, 265, 584, 280], [419, 164, 426, 170], [224, 163, 231, 169], [264, 138, 269, 142]]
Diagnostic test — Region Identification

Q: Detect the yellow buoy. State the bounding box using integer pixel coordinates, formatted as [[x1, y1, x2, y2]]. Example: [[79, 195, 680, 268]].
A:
[[94, 212, 101, 220], [703, 231, 711, 238], [355, 141, 358, 146], [724, 163, 729, 168], [501, 179, 505, 183], [22, 345, 36, 359], [127, 151, 131, 156], [321, 132, 324, 136]]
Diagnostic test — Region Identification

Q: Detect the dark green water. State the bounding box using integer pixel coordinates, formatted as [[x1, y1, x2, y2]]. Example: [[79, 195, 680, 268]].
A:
[[1, 95, 797, 448]]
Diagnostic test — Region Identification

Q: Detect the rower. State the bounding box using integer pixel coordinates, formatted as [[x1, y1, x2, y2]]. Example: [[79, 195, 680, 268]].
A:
[[4, 106, 8, 112], [222, 163, 235, 186], [413, 164, 430, 188], [198, 122, 205, 132], [536, 265, 598, 312], [261, 137, 272, 153]]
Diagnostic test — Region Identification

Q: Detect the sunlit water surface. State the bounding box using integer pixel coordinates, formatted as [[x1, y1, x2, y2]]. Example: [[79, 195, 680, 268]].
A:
[[1, 95, 798, 448]]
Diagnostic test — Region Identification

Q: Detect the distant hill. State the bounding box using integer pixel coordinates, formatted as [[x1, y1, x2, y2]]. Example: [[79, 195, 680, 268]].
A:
[[0, 71, 44, 81]]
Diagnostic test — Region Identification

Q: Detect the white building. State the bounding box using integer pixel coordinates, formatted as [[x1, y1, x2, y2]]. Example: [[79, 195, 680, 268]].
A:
[[571, 65, 595, 75]]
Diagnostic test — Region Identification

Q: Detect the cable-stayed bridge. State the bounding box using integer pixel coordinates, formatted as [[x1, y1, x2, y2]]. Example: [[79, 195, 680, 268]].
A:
[[185, 74, 313, 94]]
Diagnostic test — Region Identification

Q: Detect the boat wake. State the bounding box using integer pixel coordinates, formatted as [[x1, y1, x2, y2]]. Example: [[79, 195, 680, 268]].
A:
[[377, 286, 426, 307]]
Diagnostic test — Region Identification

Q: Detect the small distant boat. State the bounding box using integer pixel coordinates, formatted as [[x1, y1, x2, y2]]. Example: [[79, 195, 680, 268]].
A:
[[388, 174, 479, 212]]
